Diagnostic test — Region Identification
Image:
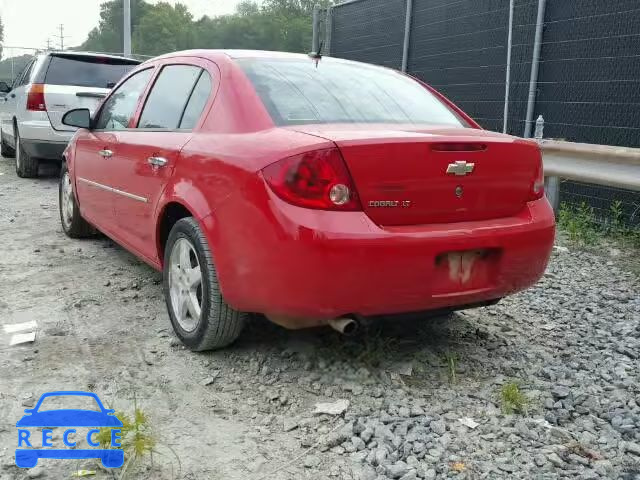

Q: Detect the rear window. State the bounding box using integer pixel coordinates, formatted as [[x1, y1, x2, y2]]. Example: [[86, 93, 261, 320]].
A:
[[44, 55, 139, 89], [237, 58, 465, 127]]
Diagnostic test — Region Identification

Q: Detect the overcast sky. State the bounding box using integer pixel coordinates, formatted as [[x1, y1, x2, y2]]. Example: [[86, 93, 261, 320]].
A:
[[0, 0, 247, 55]]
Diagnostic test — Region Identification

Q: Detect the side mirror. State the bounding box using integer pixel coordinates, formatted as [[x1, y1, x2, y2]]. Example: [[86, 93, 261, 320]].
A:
[[62, 108, 91, 129], [0, 81, 10, 94]]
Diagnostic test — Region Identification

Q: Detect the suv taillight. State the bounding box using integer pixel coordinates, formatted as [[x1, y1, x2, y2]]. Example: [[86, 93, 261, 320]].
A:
[[27, 84, 46, 111], [530, 151, 545, 201], [262, 148, 361, 211]]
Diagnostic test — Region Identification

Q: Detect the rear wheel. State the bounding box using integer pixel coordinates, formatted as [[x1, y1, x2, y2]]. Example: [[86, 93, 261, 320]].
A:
[[163, 217, 247, 351], [1, 132, 15, 158], [15, 128, 38, 178], [59, 163, 94, 238]]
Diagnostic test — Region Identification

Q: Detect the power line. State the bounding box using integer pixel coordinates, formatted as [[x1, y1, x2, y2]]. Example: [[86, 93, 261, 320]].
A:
[[57, 24, 67, 51]]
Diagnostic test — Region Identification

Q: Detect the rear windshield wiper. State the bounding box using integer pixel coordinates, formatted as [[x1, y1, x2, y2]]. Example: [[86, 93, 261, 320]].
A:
[[76, 91, 107, 98]]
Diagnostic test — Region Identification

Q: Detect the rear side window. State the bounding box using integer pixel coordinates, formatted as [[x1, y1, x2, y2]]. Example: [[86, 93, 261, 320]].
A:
[[237, 58, 465, 127], [179, 72, 212, 129], [138, 65, 202, 129], [45, 55, 138, 88]]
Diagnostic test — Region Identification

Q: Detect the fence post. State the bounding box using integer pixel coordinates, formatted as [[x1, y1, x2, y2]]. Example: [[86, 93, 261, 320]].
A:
[[401, 0, 414, 72], [537, 115, 560, 212], [325, 6, 333, 55], [312, 5, 321, 54], [502, 0, 514, 134], [524, 0, 547, 138]]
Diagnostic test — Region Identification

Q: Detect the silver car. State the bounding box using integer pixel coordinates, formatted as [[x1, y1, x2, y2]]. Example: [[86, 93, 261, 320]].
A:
[[0, 51, 140, 177]]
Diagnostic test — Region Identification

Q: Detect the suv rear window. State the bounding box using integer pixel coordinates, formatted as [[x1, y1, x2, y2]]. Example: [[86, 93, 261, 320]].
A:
[[44, 55, 139, 89], [236, 58, 465, 127]]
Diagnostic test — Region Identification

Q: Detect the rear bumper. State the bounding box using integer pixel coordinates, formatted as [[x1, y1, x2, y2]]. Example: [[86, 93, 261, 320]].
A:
[[209, 191, 555, 326], [21, 139, 67, 160], [19, 117, 72, 160]]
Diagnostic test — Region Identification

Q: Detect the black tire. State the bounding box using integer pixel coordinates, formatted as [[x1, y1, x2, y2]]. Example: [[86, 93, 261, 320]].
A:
[[59, 163, 94, 238], [15, 127, 38, 178], [163, 217, 246, 351], [1, 132, 15, 158]]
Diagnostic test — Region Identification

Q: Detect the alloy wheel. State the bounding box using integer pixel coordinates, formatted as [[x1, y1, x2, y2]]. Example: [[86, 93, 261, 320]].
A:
[[168, 238, 203, 332], [15, 131, 21, 170], [61, 171, 75, 229]]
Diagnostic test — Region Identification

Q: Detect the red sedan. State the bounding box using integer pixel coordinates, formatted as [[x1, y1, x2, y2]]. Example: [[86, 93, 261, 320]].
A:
[[59, 50, 555, 350]]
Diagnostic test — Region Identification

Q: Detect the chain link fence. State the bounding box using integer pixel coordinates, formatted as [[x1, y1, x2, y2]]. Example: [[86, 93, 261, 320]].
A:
[[321, 0, 640, 228]]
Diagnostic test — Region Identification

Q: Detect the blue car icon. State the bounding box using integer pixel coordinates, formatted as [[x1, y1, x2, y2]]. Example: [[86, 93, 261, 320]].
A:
[[16, 391, 123, 468]]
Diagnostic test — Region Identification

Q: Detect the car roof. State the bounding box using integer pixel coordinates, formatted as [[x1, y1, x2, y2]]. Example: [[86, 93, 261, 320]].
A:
[[150, 49, 310, 60], [143, 49, 383, 71]]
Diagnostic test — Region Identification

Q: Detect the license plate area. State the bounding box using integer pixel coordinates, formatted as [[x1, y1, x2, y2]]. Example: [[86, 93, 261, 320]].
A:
[[433, 249, 501, 293]]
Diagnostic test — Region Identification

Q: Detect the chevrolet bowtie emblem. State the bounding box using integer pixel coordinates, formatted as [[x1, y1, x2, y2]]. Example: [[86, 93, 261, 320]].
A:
[[446, 161, 475, 176]]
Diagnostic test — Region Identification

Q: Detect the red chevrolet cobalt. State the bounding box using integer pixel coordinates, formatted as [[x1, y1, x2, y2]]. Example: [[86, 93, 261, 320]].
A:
[[58, 50, 554, 350]]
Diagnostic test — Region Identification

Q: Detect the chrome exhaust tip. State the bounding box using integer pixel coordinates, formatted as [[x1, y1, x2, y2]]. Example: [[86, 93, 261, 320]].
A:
[[327, 317, 359, 336]]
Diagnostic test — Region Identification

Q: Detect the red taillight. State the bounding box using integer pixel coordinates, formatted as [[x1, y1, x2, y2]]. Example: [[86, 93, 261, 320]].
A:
[[530, 153, 545, 201], [27, 84, 46, 111], [262, 148, 361, 211]]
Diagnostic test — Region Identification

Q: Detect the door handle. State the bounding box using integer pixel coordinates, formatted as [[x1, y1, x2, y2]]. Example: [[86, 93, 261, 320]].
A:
[[147, 156, 168, 167], [99, 149, 113, 158]]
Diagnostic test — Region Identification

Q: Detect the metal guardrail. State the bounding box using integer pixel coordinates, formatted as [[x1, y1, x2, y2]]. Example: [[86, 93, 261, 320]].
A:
[[528, 115, 640, 211], [540, 139, 640, 192]]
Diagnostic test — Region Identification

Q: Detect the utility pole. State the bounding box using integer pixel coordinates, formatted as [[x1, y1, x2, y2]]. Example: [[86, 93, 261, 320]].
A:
[[46, 39, 52, 51], [58, 24, 65, 50], [123, 0, 132, 56]]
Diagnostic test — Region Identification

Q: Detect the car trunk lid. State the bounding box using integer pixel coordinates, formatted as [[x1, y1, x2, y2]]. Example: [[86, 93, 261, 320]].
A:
[[45, 85, 109, 131], [289, 125, 542, 226]]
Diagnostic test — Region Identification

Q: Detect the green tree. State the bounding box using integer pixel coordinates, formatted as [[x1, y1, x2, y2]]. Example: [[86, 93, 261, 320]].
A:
[[132, 2, 193, 56], [78, 0, 335, 57], [80, 0, 149, 54]]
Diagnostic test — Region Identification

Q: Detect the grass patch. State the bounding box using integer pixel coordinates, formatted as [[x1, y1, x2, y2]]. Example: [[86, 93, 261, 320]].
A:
[[444, 351, 457, 384], [557, 202, 599, 245], [558, 201, 640, 248], [96, 397, 181, 479], [500, 382, 529, 415]]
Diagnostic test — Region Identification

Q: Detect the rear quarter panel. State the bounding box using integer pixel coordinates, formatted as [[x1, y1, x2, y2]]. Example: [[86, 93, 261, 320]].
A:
[[152, 55, 335, 271]]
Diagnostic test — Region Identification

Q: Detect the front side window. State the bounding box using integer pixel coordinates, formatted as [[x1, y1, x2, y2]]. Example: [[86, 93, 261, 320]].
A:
[[95, 68, 153, 130], [138, 65, 202, 129], [237, 58, 465, 127]]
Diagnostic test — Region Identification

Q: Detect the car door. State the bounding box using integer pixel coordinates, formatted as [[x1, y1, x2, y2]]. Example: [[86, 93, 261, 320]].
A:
[[74, 68, 154, 229], [1, 60, 35, 146], [110, 61, 215, 263]]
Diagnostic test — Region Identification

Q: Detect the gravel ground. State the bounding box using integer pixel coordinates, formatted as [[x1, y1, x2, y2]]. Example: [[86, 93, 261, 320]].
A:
[[0, 154, 639, 480]]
